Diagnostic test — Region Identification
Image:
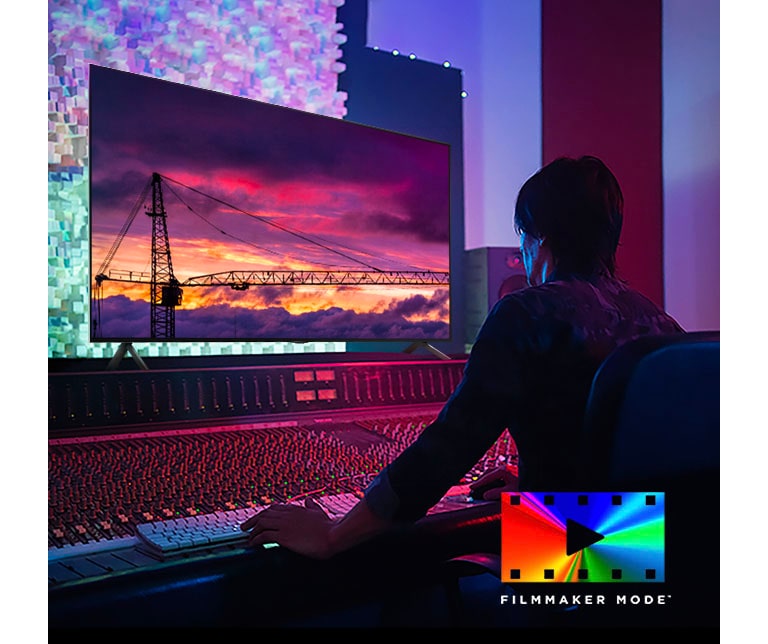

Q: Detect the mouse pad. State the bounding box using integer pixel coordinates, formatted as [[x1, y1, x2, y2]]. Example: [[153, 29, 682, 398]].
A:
[[500, 492, 665, 583]]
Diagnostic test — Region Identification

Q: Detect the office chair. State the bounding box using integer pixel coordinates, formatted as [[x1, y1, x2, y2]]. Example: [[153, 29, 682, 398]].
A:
[[441, 330, 721, 628], [580, 330, 720, 489]]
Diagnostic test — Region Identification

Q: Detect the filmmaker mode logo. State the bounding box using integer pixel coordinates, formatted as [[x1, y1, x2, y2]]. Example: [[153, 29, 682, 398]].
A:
[[501, 492, 665, 583]]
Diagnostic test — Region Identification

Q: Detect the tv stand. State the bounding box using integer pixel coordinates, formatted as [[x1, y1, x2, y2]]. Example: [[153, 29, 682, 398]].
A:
[[107, 343, 149, 370], [403, 342, 451, 361]]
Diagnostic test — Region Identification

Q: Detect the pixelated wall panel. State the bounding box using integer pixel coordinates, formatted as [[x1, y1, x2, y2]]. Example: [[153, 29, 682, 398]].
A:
[[48, 0, 348, 358]]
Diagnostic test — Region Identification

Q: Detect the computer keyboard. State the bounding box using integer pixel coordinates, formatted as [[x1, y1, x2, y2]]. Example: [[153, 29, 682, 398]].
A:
[[134, 492, 362, 560]]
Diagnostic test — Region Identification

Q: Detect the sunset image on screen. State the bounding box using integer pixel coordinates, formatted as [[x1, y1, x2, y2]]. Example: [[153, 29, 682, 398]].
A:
[[88, 65, 451, 342]]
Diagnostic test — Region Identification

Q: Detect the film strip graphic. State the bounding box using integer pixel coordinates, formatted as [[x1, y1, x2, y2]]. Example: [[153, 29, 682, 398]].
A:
[[500, 492, 665, 583]]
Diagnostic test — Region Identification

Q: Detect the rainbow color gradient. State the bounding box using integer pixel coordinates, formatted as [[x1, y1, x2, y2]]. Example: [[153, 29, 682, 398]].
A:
[[501, 492, 665, 583]]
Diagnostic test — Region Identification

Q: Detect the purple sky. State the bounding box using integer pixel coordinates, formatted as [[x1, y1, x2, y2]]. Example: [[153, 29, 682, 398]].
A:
[[88, 64, 451, 341]]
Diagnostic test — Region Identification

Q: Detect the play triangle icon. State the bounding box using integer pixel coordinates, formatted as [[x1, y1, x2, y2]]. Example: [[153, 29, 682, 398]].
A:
[[566, 518, 605, 555]]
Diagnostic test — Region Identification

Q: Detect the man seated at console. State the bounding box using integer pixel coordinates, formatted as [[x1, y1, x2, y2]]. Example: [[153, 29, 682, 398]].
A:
[[240, 155, 685, 558]]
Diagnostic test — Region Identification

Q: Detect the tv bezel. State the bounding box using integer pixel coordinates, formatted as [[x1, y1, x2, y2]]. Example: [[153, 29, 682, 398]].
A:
[[87, 64, 454, 346]]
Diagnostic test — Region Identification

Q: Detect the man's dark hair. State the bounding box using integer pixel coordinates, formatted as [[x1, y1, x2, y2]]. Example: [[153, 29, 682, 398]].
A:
[[514, 155, 624, 277]]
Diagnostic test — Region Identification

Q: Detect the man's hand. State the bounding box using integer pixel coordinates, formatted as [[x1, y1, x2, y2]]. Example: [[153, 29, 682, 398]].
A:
[[240, 497, 336, 560], [241, 494, 393, 560], [468, 465, 519, 501]]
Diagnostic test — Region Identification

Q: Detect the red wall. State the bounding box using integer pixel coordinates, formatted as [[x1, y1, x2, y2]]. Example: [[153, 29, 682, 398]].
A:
[[541, 0, 663, 306]]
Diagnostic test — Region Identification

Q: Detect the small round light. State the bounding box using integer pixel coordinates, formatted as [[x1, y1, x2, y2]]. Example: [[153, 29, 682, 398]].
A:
[[443, 61, 451, 68], [372, 45, 379, 51], [460, 90, 468, 98], [392, 49, 400, 56], [408, 53, 416, 60]]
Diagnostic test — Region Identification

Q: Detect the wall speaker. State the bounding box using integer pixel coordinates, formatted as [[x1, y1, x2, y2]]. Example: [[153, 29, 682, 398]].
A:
[[464, 247, 527, 346]]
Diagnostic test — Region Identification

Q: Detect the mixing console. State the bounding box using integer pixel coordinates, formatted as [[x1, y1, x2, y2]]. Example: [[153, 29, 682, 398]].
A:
[[49, 409, 517, 556], [48, 356, 517, 608]]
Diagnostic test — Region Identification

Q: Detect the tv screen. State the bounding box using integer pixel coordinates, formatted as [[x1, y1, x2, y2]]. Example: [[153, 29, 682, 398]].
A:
[[88, 64, 451, 344]]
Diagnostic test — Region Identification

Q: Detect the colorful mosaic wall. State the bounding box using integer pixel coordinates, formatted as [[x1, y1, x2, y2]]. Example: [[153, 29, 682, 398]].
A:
[[48, 0, 348, 358]]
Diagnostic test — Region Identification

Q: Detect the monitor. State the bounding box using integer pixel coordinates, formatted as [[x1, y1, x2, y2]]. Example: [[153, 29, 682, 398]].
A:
[[88, 64, 452, 344]]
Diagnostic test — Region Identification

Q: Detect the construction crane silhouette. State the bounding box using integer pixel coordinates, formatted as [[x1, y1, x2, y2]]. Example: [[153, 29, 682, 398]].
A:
[[94, 173, 181, 339], [92, 172, 449, 340]]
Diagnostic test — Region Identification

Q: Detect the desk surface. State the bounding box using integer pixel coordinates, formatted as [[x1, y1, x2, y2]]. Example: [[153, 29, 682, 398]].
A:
[[49, 501, 501, 628]]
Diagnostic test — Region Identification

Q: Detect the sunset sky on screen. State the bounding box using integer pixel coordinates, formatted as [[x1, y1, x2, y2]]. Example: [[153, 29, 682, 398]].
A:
[[89, 65, 451, 341]]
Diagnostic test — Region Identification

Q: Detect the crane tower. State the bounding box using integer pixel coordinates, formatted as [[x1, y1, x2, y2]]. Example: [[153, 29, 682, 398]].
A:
[[147, 172, 182, 338]]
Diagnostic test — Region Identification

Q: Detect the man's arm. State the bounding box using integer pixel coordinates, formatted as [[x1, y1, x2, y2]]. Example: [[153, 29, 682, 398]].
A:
[[241, 296, 534, 557]]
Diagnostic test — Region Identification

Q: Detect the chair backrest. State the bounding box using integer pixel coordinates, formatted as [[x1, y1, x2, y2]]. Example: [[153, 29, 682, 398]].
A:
[[580, 330, 720, 489], [580, 331, 720, 627]]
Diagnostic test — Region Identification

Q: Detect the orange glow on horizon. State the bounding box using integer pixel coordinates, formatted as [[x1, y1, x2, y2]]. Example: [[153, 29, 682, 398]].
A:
[[96, 280, 448, 322]]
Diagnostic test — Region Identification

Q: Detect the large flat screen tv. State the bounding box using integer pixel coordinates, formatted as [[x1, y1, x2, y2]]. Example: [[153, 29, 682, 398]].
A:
[[88, 64, 451, 344]]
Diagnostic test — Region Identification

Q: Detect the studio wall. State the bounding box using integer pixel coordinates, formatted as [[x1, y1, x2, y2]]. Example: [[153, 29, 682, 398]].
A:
[[662, 0, 719, 331], [366, 0, 720, 330], [541, 0, 664, 306]]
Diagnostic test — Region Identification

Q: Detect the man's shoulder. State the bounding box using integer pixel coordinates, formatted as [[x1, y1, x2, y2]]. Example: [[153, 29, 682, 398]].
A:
[[495, 275, 667, 324], [498, 277, 599, 311]]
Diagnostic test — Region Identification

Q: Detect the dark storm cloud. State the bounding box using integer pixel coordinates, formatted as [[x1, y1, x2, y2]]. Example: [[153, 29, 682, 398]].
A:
[[388, 289, 449, 317], [96, 295, 449, 341], [90, 65, 307, 177], [172, 304, 449, 340], [94, 294, 150, 339], [398, 179, 451, 242], [88, 168, 151, 215], [257, 285, 286, 306], [341, 194, 450, 244], [89, 64, 449, 210]]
